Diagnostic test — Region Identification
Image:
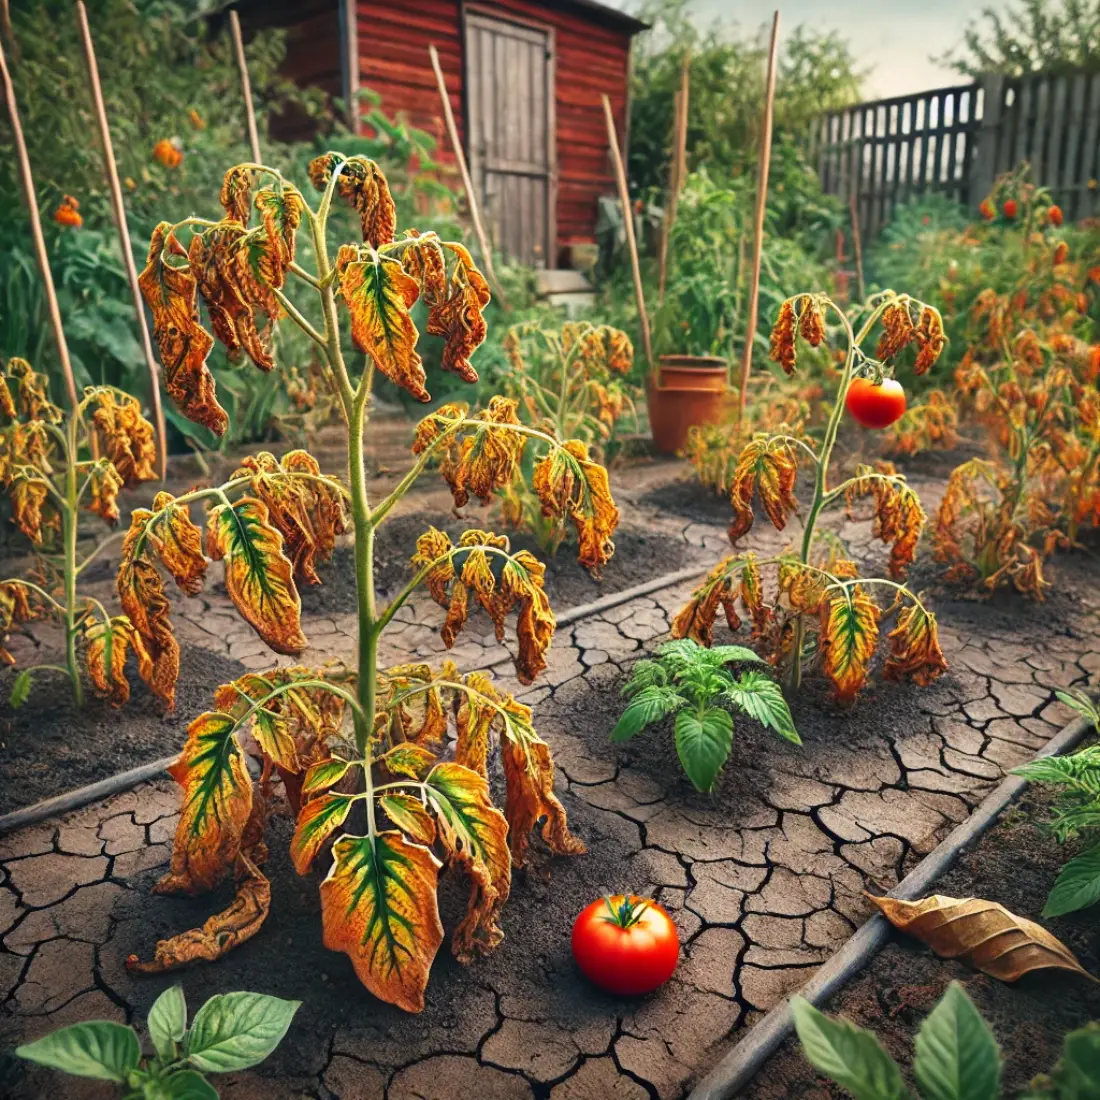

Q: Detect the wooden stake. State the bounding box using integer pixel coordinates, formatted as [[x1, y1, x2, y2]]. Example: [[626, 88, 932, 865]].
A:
[[75, 0, 168, 480], [0, 34, 79, 413], [428, 44, 509, 309], [736, 11, 780, 432], [602, 93, 654, 378], [657, 52, 690, 307], [229, 10, 262, 164], [848, 193, 866, 303]]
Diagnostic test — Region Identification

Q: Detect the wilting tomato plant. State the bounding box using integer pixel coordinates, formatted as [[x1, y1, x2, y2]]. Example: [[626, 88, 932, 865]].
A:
[[122, 153, 622, 1012], [572, 895, 679, 995], [0, 358, 158, 707], [673, 291, 949, 701]]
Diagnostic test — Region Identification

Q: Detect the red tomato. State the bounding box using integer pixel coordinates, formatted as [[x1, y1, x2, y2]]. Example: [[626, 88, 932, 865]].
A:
[[845, 376, 907, 429], [1003, 198, 1018, 218], [572, 895, 679, 995]]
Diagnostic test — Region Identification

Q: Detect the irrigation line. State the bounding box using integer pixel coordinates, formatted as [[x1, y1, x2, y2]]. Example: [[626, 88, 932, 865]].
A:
[[687, 710, 1095, 1100]]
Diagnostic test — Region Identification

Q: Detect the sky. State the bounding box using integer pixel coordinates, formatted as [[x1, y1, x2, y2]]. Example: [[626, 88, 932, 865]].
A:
[[607, 0, 986, 100]]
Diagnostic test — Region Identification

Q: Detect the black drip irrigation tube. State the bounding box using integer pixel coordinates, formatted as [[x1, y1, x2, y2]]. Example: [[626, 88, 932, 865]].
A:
[[0, 563, 708, 836], [687, 711, 1094, 1100]]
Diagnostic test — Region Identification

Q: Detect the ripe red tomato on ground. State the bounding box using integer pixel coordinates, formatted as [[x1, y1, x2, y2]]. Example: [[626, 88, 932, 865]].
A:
[[845, 377, 907, 429], [1003, 198, 1018, 218], [572, 895, 679, 995]]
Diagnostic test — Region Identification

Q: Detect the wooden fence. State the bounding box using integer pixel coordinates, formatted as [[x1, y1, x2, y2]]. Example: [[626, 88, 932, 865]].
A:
[[810, 69, 1100, 239]]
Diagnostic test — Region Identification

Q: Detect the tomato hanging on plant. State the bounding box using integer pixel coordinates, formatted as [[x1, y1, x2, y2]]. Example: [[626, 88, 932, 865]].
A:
[[845, 376, 907, 429], [1003, 198, 1018, 218], [571, 895, 679, 995]]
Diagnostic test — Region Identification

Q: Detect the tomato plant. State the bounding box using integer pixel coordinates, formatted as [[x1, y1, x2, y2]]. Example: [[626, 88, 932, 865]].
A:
[[571, 895, 679, 995], [845, 376, 907, 429]]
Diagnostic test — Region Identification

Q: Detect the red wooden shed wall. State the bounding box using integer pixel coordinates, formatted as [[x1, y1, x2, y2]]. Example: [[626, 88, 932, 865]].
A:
[[357, 0, 634, 264]]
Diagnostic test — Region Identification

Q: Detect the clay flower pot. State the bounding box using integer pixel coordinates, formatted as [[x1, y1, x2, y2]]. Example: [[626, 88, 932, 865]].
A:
[[646, 355, 729, 455]]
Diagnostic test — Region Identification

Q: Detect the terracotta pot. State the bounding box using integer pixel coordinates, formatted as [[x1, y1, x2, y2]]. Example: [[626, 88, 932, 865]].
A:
[[647, 355, 729, 455]]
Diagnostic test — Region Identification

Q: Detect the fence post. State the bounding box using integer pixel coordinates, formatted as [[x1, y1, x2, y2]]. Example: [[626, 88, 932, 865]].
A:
[[970, 73, 1004, 206]]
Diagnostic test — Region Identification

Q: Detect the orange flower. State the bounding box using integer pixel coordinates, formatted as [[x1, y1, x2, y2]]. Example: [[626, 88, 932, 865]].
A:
[[1053, 240, 1069, 265], [188, 109, 206, 130], [53, 195, 82, 228], [1048, 204, 1063, 227], [153, 138, 183, 169]]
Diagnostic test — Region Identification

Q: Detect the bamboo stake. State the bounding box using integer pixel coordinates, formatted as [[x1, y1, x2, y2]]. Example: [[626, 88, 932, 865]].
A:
[[848, 193, 866, 303], [0, 34, 80, 413], [602, 93, 654, 378], [75, 0, 168, 480], [428, 44, 509, 309], [657, 52, 690, 306], [229, 10, 262, 164], [735, 10, 780, 433]]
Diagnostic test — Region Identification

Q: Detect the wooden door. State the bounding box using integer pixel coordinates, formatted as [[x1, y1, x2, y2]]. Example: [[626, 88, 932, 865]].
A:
[[464, 10, 554, 267]]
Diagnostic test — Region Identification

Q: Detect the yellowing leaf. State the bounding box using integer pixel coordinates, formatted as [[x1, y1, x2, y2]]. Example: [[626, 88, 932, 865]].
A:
[[820, 585, 880, 704], [138, 223, 226, 436], [434, 396, 526, 507], [291, 793, 356, 875], [501, 719, 585, 867], [883, 601, 948, 686], [846, 466, 926, 579], [670, 556, 751, 646], [423, 241, 491, 384], [155, 711, 253, 896], [88, 389, 157, 487], [728, 436, 799, 543], [85, 616, 144, 708], [379, 793, 437, 846], [320, 831, 444, 1012], [867, 894, 1098, 984], [81, 460, 125, 526], [10, 477, 49, 544], [127, 852, 270, 974], [338, 249, 427, 402], [532, 440, 620, 573], [147, 491, 206, 596], [118, 515, 181, 710], [205, 497, 306, 656], [308, 153, 396, 246], [230, 450, 347, 586], [378, 744, 438, 780], [425, 763, 511, 962]]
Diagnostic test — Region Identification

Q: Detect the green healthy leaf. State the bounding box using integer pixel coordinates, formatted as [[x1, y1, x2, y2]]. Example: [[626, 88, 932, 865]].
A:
[[610, 685, 685, 742], [148, 984, 188, 1062], [725, 670, 801, 744], [622, 658, 668, 694], [1054, 1022, 1100, 1099], [15, 1021, 141, 1082], [1044, 845, 1100, 918], [9, 668, 32, 708], [707, 644, 764, 667], [674, 706, 733, 792], [184, 992, 300, 1073], [913, 982, 1002, 1100], [153, 1069, 219, 1100], [1055, 688, 1100, 730], [791, 997, 911, 1100]]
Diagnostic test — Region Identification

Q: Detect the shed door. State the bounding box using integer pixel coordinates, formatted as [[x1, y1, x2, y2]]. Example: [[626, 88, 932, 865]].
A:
[[464, 12, 553, 267]]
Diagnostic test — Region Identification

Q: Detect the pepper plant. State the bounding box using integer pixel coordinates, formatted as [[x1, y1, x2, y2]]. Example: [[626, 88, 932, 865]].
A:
[[672, 292, 948, 701], [0, 357, 158, 707], [613, 638, 799, 792], [497, 319, 636, 559], [15, 986, 298, 1099], [125, 153, 615, 1012]]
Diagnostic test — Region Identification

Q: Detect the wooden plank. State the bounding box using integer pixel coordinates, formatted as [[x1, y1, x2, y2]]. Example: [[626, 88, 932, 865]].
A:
[[1078, 75, 1100, 219], [1046, 74, 1068, 200], [915, 94, 930, 193], [1061, 73, 1087, 219]]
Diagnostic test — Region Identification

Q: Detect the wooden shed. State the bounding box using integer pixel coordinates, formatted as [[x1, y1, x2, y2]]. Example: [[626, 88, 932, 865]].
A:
[[232, 0, 648, 268]]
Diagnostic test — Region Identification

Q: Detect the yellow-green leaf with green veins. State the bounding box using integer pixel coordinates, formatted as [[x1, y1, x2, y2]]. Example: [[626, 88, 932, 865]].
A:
[[319, 831, 444, 1012], [156, 712, 253, 895], [379, 793, 437, 845], [290, 793, 356, 875], [205, 497, 306, 656], [821, 586, 880, 704], [303, 758, 356, 797], [339, 252, 427, 402]]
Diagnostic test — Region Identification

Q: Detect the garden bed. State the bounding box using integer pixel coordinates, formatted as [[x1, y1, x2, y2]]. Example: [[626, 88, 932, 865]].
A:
[[0, 643, 246, 816], [737, 778, 1100, 1099]]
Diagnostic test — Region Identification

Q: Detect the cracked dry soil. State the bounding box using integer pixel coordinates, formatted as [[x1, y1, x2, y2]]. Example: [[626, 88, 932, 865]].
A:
[[2, 461, 1100, 1099]]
